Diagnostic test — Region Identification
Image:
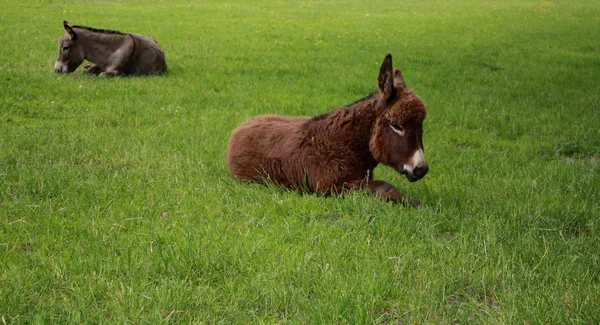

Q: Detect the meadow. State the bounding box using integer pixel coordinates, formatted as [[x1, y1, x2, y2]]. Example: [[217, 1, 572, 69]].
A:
[[1, 0, 599, 323]]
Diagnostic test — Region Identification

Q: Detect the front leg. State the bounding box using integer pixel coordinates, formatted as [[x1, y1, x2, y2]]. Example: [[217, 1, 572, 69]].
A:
[[83, 63, 103, 75], [99, 68, 121, 77], [344, 179, 422, 207]]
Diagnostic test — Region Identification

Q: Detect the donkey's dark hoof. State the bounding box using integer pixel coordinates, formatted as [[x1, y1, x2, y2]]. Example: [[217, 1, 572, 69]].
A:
[[403, 197, 423, 207]]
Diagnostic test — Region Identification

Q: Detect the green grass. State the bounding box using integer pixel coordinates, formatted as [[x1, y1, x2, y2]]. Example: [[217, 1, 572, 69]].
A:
[[1, 0, 599, 323]]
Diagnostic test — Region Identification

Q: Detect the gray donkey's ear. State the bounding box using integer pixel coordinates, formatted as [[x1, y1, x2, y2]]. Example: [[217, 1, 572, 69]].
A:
[[378, 53, 394, 100], [63, 20, 77, 40]]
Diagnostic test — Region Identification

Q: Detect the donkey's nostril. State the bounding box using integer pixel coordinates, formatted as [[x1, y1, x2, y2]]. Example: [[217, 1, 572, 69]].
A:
[[413, 166, 428, 178]]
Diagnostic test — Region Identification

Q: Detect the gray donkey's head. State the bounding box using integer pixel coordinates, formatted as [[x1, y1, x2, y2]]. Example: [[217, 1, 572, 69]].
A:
[[54, 21, 85, 73]]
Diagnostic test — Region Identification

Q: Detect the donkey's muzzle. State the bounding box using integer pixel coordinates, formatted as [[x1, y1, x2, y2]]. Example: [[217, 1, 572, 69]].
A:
[[54, 67, 69, 74], [413, 166, 428, 179], [403, 165, 428, 182], [54, 61, 69, 74]]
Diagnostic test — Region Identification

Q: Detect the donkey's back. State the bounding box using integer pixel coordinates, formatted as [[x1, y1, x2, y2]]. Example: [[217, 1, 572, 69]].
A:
[[227, 114, 312, 189]]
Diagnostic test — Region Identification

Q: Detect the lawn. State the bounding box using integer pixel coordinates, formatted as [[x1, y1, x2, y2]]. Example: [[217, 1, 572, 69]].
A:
[[1, 0, 599, 323]]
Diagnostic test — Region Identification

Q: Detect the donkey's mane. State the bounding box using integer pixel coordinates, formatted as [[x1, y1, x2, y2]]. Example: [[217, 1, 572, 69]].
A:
[[309, 91, 378, 123], [345, 91, 377, 107], [72, 25, 125, 35]]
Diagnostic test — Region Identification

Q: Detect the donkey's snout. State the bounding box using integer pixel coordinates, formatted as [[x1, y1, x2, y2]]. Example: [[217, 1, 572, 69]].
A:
[[54, 62, 63, 73], [413, 166, 428, 179], [403, 148, 427, 182], [54, 61, 68, 74]]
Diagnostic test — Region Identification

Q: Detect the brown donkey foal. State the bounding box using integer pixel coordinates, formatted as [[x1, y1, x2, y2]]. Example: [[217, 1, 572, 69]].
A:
[[227, 54, 428, 206], [54, 21, 167, 76]]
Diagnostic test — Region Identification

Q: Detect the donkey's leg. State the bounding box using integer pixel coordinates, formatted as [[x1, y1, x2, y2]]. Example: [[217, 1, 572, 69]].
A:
[[83, 63, 103, 75], [344, 180, 422, 207], [99, 69, 121, 77]]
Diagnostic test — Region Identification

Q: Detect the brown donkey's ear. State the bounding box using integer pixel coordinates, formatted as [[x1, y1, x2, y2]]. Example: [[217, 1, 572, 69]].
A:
[[63, 20, 77, 40], [393, 69, 407, 91], [378, 54, 394, 100]]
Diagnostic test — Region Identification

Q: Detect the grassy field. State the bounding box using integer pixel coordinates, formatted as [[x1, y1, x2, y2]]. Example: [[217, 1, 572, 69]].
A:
[[1, 0, 599, 323]]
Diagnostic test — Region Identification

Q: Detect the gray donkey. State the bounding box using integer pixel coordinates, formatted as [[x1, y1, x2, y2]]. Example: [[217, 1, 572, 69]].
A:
[[54, 21, 167, 76]]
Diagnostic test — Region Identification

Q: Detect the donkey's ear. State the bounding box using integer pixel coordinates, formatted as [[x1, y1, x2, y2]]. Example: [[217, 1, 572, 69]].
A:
[[63, 20, 77, 40], [378, 54, 394, 100], [393, 69, 407, 90]]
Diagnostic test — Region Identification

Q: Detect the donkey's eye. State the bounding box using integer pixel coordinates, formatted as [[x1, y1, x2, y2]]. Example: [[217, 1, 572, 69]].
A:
[[390, 124, 404, 133], [63, 46, 70, 51]]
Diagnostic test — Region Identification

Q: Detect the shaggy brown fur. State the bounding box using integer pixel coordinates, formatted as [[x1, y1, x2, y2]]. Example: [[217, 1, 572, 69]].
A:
[[227, 54, 428, 206], [54, 21, 167, 76]]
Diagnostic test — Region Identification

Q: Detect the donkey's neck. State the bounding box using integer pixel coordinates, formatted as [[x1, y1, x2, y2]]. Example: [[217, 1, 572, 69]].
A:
[[76, 28, 130, 64], [337, 94, 380, 133], [305, 93, 381, 167]]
